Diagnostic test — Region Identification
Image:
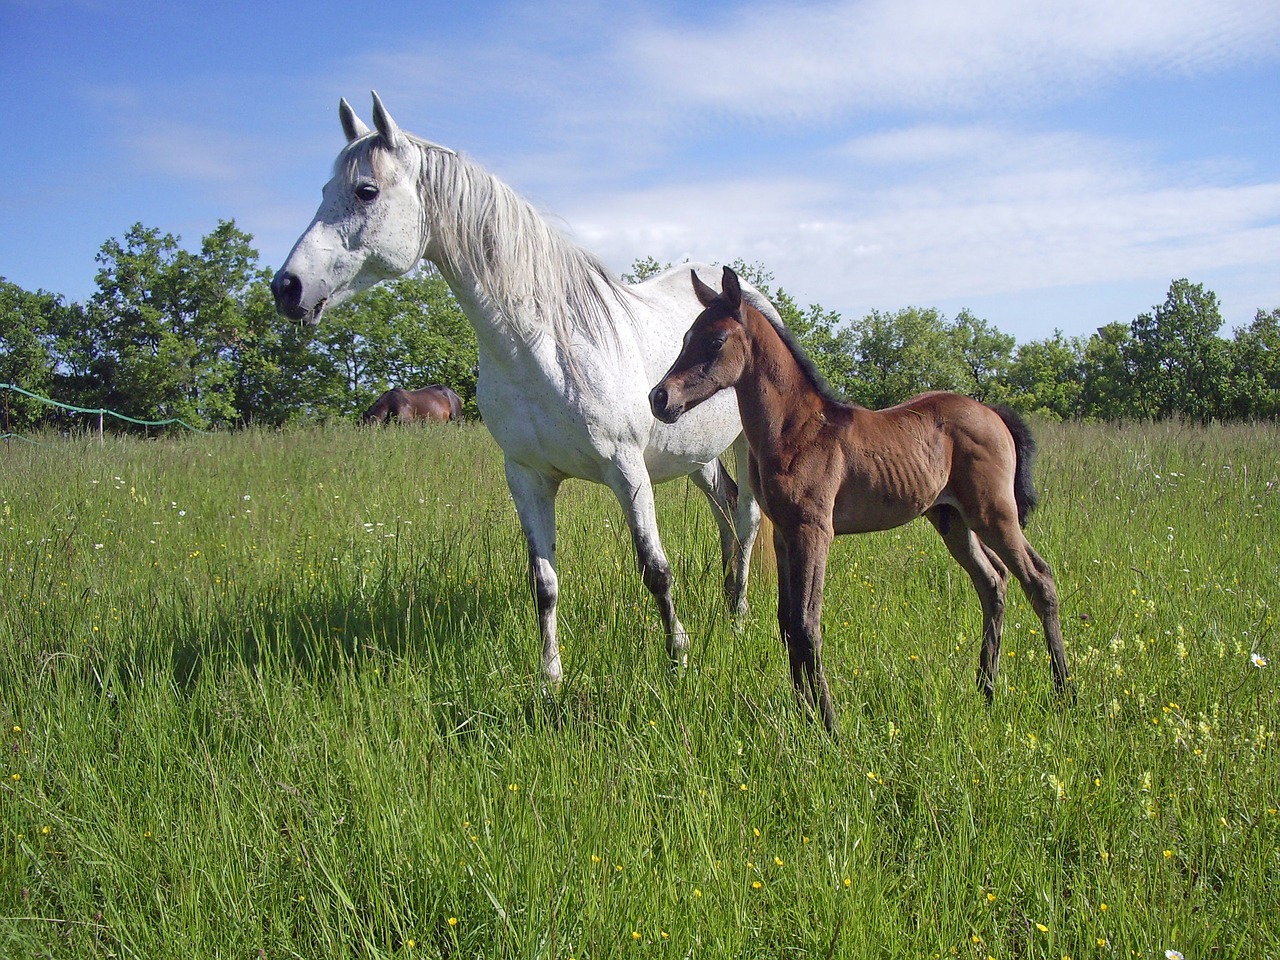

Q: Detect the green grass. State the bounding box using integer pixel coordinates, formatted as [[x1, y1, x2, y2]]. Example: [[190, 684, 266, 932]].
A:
[[1, 420, 1276, 959]]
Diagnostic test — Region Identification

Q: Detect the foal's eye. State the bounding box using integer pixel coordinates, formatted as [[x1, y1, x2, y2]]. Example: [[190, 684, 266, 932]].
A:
[[709, 335, 727, 353], [354, 183, 380, 203]]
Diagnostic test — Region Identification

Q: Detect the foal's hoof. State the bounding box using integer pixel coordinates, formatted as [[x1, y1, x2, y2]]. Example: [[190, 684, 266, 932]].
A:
[[1057, 679, 1079, 708]]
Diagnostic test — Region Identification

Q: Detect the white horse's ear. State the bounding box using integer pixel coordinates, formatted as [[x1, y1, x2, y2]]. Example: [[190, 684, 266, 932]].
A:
[[339, 98, 371, 142], [370, 91, 404, 149]]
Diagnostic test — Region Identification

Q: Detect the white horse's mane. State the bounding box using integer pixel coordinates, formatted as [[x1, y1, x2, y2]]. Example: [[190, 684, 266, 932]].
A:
[[342, 132, 631, 353]]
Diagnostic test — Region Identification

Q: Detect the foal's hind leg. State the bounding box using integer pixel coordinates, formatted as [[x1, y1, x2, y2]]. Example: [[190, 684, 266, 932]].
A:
[[689, 436, 760, 621], [927, 507, 1009, 702], [975, 519, 1075, 702]]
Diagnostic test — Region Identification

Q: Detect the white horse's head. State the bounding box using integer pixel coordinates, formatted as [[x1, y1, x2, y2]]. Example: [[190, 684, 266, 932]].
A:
[[272, 93, 433, 323]]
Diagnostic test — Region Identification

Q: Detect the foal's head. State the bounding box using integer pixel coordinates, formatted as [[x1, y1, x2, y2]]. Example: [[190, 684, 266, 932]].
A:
[[649, 267, 749, 424]]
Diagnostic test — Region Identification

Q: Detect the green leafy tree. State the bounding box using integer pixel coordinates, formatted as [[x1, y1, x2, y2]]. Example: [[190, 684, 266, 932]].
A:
[[1127, 279, 1228, 422], [224, 277, 319, 427], [55, 220, 296, 430], [949, 309, 1016, 403], [310, 267, 479, 419], [1225, 307, 1280, 419], [89, 224, 200, 422], [621, 256, 672, 283], [1078, 322, 1136, 421], [66, 222, 277, 430], [840, 306, 970, 409], [0, 279, 65, 431], [191, 222, 288, 426], [1004, 331, 1085, 420]]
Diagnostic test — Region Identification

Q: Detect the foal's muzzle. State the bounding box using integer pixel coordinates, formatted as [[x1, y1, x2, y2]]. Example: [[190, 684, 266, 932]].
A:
[[649, 384, 682, 424]]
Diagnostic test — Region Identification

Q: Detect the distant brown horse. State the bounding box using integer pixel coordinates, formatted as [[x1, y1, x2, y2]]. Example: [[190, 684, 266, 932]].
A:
[[362, 385, 463, 424], [650, 267, 1073, 732]]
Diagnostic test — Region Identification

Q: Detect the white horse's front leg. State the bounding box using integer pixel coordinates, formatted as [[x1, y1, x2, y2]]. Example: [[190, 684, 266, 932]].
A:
[[606, 461, 688, 670], [504, 460, 563, 688]]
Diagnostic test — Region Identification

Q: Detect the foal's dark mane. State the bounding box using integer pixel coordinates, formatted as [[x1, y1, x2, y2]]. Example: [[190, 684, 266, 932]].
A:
[[736, 297, 855, 410]]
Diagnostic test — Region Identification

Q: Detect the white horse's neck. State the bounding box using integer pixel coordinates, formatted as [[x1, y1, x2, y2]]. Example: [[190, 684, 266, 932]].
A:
[[410, 139, 629, 353]]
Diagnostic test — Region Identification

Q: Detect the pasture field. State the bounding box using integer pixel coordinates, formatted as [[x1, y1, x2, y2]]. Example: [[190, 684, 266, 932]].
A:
[[1, 420, 1276, 959]]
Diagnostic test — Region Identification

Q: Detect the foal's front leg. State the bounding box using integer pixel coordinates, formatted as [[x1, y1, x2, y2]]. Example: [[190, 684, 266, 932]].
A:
[[778, 521, 838, 732]]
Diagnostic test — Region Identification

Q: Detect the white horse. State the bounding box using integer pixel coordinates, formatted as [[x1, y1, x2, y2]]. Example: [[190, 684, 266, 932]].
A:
[[273, 93, 778, 687]]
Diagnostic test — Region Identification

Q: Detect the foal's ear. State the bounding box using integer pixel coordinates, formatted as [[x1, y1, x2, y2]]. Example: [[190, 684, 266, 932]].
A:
[[339, 98, 371, 142], [691, 269, 720, 309], [720, 266, 743, 310], [370, 90, 405, 149]]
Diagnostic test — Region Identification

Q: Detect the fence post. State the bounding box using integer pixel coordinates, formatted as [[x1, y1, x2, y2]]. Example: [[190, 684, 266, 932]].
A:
[[98, 410, 104, 445]]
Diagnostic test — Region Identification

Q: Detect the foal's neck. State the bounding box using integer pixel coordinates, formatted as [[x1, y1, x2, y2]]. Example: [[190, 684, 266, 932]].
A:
[[738, 306, 830, 440]]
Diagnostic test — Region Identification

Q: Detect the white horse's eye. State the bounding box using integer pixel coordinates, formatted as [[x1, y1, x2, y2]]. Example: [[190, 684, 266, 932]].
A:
[[354, 183, 380, 203]]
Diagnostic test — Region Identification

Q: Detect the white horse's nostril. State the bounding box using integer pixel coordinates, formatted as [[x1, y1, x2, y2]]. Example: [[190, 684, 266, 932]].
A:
[[271, 270, 308, 320]]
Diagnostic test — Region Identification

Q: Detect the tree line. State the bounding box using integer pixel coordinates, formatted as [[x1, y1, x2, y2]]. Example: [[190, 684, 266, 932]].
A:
[[2, 221, 1277, 434]]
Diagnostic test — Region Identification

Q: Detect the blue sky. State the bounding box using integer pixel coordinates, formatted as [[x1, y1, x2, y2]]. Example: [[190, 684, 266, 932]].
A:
[[3, 0, 1278, 342]]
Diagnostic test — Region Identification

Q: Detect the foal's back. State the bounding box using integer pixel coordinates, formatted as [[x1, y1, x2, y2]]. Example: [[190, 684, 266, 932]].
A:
[[821, 392, 1018, 536]]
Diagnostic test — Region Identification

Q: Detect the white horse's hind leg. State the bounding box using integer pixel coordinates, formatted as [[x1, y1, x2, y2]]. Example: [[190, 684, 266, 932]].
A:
[[606, 460, 689, 670], [688, 437, 759, 620], [688, 461, 738, 606], [504, 461, 564, 688], [729, 435, 760, 618]]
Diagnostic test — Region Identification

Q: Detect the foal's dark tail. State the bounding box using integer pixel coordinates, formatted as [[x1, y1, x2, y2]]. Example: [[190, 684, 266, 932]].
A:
[[990, 405, 1039, 527]]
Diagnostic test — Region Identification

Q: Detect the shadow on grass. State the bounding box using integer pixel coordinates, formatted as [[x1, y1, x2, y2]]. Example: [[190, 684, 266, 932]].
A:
[[169, 569, 503, 685], [142, 544, 532, 737], [157, 558, 677, 745]]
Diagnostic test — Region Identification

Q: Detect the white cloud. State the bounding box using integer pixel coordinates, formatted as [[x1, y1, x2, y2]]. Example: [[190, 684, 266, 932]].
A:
[[553, 120, 1280, 334], [625, 0, 1280, 118]]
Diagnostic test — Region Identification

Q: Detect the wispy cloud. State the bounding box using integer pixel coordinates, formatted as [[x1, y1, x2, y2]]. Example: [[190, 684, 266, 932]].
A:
[[625, 0, 1280, 119], [556, 117, 1280, 333]]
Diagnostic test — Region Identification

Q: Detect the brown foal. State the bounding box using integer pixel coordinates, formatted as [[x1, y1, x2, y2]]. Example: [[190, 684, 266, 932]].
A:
[[650, 267, 1074, 731]]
